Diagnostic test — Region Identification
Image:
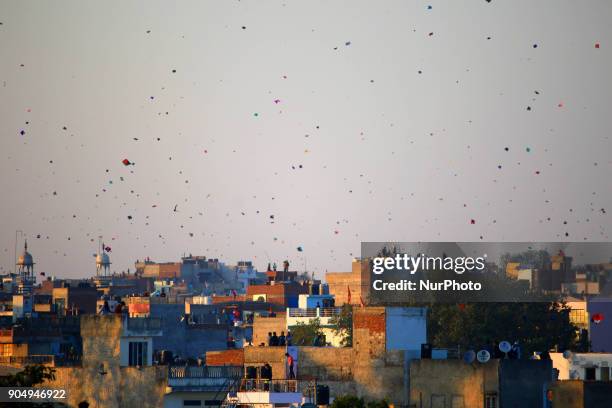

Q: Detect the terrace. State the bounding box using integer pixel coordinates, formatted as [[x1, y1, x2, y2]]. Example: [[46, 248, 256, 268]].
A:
[[166, 365, 242, 393]]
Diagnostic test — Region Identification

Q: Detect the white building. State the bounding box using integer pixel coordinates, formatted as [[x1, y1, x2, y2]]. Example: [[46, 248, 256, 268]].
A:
[[551, 352, 612, 381], [286, 294, 343, 347]]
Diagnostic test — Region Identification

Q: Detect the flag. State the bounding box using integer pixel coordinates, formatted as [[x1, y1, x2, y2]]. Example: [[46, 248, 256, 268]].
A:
[[347, 286, 352, 304], [231, 289, 237, 299], [359, 295, 365, 308]]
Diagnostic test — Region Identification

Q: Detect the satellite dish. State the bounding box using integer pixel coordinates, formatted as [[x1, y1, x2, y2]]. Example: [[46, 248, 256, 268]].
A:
[[464, 350, 476, 364], [499, 341, 512, 354], [562, 350, 572, 360], [477, 350, 491, 363]]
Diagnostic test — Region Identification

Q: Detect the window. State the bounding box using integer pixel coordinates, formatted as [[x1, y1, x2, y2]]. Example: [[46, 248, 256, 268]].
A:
[[485, 394, 498, 408], [128, 341, 148, 366], [585, 367, 596, 380], [204, 400, 222, 407], [0, 344, 11, 357], [601, 367, 610, 381], [569, 309, 587, 325], [183, 401, 201, 407]]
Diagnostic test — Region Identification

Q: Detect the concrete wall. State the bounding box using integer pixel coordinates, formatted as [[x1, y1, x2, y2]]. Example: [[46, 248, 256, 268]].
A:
[[549, 381, 584, 408], [551, 352, 612, 380], [326, 260, 370, 306], [499, 359, 552, 408], [252, 314, 286, 346], [584, 381, 612, 408], [150, 303, 228, 359], [410, 359, 500, 408], [550, 380, 612, 408], [588, 298, 612, 352], [385, 307, 426, 352], [42, 365, 167, 408], [244, 346, 287, 379], [38, 315, 167, 408], [207, 349, 245, 366]]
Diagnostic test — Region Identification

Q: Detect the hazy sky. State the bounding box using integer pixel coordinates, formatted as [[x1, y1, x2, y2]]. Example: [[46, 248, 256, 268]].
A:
[[1, 1, 610, 279]]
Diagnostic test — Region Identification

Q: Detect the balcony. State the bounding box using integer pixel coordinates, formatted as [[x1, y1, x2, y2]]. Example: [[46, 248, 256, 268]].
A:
[[286, 307, 341, 327], [166, 365, 242, 393], [235, 379, 302, 405], [0, 355, 81, 367]]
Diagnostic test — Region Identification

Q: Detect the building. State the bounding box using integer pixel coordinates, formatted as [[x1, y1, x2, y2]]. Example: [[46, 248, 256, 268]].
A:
[[410, 359, 553, 408], [548, 380, 612, 408], [286, 294, 343, 346], [551, 352, 612, 381], [164, 365, 242, 408], [246, 281, 309, 307], [52, 283, 98, 315], [33, 315, 167, 407], [136, 259, 182, 279], [326, 259, 371, 305], [587, 297, 612, 352]]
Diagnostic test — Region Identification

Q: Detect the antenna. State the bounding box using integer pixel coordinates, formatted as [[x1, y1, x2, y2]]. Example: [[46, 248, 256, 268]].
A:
[[14, 230, 23, 275]]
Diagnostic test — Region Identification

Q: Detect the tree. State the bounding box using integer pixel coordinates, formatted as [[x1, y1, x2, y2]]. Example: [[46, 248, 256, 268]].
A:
[[0, 364, 55, 387], [291, 318, 323, 346], [330, 395, 364, 408], [0, 365, 58, 408], [330, 304, 353, 347], [428, 300, 578, 356]]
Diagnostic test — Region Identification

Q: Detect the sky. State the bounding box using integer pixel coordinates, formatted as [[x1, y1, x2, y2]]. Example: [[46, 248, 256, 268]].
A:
[[0, 0, 610, 279]]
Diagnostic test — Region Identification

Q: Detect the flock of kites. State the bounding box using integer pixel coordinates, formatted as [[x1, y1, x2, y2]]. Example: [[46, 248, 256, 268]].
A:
[[2, 2, 609, 275]]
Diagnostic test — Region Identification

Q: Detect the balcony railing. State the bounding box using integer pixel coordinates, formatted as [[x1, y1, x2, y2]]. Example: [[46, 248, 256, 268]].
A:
[[0, 355, 53, 365], [168, 365, 242, 379], [125, 317, 162, 331], [287, 307, 341, 318], [239, 379, 298, 393], [0, 355, 82, 367]]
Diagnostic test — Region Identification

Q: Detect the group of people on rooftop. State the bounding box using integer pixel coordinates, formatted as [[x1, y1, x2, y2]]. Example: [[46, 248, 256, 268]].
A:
[[267, 330, 291, 347]]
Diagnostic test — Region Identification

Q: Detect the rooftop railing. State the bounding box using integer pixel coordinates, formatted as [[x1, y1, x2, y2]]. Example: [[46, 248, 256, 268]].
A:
[[239, 379, 299, 393], [287, 307, 341, 318], [168, 365, 243, 379], [125, 317, 162, 331]]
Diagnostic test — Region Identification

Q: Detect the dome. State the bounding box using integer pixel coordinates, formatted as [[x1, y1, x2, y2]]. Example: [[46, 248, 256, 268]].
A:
[[17, 241, 34, 266], [17, 251, 34, 266], [96, 252, 111, 266]]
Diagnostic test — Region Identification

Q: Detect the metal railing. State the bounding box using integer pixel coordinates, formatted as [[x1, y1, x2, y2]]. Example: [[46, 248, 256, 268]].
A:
[[126, 317, 162, 331], [239, 379, 298, 393], [0, 355, 54, 365], [169, 365, 243, 379], [287, 307, 341, 318]]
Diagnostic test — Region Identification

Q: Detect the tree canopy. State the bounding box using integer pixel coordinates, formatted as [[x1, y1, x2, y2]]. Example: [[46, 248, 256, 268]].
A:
[[428, 300, 579, 355], [291, 318, 324, 346], [0, 365, 55, 387], [330, 304, 353, 347]]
